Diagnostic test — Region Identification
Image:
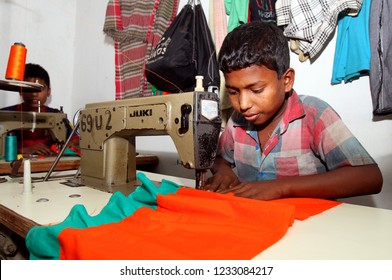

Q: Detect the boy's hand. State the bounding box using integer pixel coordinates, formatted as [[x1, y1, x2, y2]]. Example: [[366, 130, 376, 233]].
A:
[[204, 173, 240, 192], [204, 156, 240, 192], [218, 181, 284, 200], [22, 143, 52, 156]]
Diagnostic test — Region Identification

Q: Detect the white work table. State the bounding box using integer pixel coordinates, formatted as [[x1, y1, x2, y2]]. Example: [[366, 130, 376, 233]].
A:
[[0, 170, 391, 260], [0, 170, 194, 237]]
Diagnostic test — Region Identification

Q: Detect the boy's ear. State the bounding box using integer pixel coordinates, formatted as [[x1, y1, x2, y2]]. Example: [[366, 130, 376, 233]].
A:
[[47, 87, 51, 97], [283, 68, 295, 92]]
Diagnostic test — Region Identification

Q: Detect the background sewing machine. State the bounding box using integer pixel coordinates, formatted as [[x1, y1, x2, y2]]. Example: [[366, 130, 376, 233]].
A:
[[78, 91, 221, 194], [0, 110, 68, 159]]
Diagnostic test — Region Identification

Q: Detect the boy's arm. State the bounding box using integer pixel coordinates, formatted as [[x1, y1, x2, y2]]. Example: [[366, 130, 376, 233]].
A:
[[19, 142, 52, 156], [216, 164, 383, 200]]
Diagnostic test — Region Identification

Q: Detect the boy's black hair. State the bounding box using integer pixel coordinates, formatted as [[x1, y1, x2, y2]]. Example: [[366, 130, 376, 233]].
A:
[[218, 21, 290, 79], [24, 63, 50, 88]]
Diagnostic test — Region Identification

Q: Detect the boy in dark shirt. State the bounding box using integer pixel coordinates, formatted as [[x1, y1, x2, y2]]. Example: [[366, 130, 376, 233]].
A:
[[1, 63, 78, 156]]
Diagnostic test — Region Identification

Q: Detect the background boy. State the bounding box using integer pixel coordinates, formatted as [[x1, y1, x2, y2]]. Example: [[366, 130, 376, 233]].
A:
[[1, 63, 78, 156], [205, 21, 382, 200]]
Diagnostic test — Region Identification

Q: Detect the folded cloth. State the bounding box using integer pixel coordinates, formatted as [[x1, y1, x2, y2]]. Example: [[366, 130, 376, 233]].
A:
[[26, 172, 341, 260], [25, 172, 180, 260], [58, 188, 296, 260]]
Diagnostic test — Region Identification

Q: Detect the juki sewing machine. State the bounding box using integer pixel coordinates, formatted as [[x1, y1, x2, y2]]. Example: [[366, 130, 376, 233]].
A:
[[78, 91, 221, 194], [0, 110, 68, 159]]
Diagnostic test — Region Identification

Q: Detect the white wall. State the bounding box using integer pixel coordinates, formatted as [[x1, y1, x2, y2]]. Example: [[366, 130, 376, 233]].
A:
[[0, 0, 77, 120], [72, 1, 115, 116], [1, 0, 391, 209]]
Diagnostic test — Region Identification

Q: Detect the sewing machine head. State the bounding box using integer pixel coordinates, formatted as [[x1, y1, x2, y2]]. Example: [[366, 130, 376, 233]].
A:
[[78, 91, 221, 194], [0, 110, 68, 158]]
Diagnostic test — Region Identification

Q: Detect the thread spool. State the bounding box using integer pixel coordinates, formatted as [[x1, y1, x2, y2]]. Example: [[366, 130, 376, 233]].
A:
[[195, 75, 204, 91], [5, 132, 17, 162], [5, 42, 27, 81]]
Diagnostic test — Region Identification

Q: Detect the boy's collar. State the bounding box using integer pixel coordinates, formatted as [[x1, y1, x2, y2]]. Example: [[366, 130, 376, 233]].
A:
[[18, 103, 47, 112], [280, 90, 306, 133]]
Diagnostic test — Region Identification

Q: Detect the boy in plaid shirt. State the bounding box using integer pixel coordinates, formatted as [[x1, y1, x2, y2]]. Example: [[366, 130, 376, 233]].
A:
[[205, 21, 382, 200]]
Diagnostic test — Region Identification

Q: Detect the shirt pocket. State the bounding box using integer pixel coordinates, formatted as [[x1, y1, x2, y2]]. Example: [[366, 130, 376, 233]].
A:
[[274, 154, 326, 178]]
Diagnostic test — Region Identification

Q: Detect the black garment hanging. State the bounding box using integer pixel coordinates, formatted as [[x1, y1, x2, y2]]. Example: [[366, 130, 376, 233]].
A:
[[249, 0, 277, 23], [145, 0, 220, 93]]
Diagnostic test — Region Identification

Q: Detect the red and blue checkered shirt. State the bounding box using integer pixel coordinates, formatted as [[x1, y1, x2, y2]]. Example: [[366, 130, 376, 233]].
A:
[[218, 91, 375, 182]]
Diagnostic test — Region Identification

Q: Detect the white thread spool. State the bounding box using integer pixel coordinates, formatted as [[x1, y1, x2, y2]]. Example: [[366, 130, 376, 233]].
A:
[[23, 159, 32, 194], [195, 75, 204, 91]]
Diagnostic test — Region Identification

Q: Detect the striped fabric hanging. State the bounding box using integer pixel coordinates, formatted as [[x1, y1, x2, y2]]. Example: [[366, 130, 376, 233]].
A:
[[103, 0, 179, 99]]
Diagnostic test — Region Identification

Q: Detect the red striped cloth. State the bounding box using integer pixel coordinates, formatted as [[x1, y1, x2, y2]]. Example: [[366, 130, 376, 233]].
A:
[[103, 0, 179, 99]]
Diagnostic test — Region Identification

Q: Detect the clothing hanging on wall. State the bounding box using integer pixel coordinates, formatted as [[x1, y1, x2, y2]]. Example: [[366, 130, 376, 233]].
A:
[[103, 0, 179, 100], [225, 0, 250, 32], [224, 0, 278, 32], [144, 1, 220, 93], [210, 0, 232, 128], [370, 0, 392, 116], [249, 0, 277, 23], [210, 0, 228, 52], [276, 0, 363, 62], [331, 0, 370, 84]]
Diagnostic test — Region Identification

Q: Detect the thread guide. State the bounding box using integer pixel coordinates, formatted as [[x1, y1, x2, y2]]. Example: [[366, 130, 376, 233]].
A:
[[0, 79, 44, 92]]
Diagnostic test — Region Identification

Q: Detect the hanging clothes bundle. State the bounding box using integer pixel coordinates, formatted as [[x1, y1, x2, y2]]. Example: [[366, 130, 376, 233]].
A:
[[145, 0, 220, 93]]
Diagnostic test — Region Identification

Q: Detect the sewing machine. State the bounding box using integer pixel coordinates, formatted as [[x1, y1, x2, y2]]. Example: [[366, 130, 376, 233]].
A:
[[0, 110, 68, 159], [78, 91, 221, 194]]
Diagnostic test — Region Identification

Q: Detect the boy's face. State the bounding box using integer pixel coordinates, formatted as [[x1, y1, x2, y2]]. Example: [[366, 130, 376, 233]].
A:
[[224, 65, 294, 126], [21, 77, 51, 111]]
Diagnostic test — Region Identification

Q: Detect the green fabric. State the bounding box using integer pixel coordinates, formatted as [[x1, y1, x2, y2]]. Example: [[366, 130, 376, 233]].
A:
[[63, 148, 78, 156], [25, 172, 181, 260], [225, 0, 249, 32]]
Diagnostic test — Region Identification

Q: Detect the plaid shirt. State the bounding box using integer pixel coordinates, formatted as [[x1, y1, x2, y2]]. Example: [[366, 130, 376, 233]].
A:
[[217, 91, 375, 182], [275, 0, 363, 59]]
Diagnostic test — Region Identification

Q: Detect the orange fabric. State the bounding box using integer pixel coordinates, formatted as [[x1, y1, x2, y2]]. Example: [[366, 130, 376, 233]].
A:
[[273, 198, 341, 220], [175, 188, 341, 220], [58, 189, 340, 260]]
